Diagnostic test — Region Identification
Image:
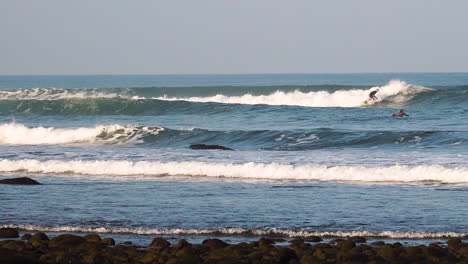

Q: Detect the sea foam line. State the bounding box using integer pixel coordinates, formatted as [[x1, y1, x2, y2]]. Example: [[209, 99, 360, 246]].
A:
[[1, 224, 466, 239], [153, 80, 432, 107], [0, 159, 467, 184]]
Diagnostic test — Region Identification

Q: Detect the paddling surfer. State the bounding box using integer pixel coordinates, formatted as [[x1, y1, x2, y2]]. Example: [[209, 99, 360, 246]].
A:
[[390, 109, 409, 117]]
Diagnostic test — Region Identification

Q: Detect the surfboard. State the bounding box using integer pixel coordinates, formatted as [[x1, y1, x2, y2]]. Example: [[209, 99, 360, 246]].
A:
[[363, 98, 380, 106]]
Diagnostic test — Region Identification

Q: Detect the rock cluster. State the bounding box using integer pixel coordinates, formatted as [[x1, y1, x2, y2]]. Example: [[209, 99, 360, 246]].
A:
[[0, 229, 467, 264]]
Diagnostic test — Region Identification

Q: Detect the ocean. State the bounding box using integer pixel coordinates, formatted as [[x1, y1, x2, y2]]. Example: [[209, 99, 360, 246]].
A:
[[0, 73, 467, 245]]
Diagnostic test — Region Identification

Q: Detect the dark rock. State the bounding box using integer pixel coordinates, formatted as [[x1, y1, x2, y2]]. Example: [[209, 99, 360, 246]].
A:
[[289, 237, 305, 245], [202, 238, 228, 250], [173, 247, 202, 264], [0, 248, 38, 264], [349, 236, 367, 243], [0, 228, 19, 238], [269, 238, 286, 243], [0, 177, 41, 185], [172, 239, 191, 251], [28, 232, 49, 248], [427, 243, 447, 257], [337, 247, 368, 263], [370, 241, 385, 246], [84, 233, 101, 243], [80, 248, 105, 264], [101, 237, 115, 246], [337, 240, 356, 250], [402, 246, 424, 261], [447, 237, 462, 249], [329, 238, 345, 244], [49, 234, 86, 248], [277, 247, 298, 263], [0, 240, 26, 251], [189, 144, 234, 150], [141, 251, 160, 264], [123, 241, 132, 245], [304, 236, 322, 242], [55, 252, 80, 264], [21, 233, 32, 240], [258, 238, 275, 247], [149, 237, 171, 249], [377, 244, 398, 261]]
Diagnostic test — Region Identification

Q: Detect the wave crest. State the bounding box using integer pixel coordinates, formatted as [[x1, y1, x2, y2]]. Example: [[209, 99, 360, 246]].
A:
[[154, 80, 432, 107], [0, 159, 466, 184], [0, 87, 133, 100], [0, 123, 163, 145]]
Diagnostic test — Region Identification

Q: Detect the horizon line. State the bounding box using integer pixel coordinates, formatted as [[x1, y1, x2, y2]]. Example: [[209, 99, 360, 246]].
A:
[[1, 71, 467, 77]]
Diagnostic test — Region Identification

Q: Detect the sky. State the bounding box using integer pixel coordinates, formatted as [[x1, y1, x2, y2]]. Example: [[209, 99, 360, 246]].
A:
[[1, 0, 467, 75]]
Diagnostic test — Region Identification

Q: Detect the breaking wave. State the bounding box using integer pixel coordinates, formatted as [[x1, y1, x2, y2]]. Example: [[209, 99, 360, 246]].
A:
[[0, 123, 163, 145], [2, 224, 466, 239], [0, 87, 133, 100], [0, 123, 464, 149], [0, 159, 467, 184], [0, 81, 439, 114], [154, 80, 433, 107]]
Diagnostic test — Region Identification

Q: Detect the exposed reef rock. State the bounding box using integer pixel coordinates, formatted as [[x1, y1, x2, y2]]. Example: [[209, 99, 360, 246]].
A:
[[189, 144, 234, 150], [0, 228, 19, 238], [0, 177, 41, 185], [0, 228, 467, 264]]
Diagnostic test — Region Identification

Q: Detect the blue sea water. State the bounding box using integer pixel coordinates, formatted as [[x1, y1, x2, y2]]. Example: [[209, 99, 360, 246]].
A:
[[0, 73, 467, 244]]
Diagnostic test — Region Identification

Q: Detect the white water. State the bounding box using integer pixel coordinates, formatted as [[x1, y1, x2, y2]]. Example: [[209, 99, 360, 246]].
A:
[[0, 87, 128, 100], [154, 80, 432, 107], [2, 224, 466, 239], [0, 123, 163, 145], [1, 159, 467, 184]]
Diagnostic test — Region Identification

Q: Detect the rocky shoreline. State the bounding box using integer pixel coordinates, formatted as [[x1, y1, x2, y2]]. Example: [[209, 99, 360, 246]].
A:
[[1, 228, 467, 264]]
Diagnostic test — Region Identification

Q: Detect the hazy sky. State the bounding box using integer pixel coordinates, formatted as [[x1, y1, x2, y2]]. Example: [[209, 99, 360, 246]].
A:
[[1, 0, 467, 75]]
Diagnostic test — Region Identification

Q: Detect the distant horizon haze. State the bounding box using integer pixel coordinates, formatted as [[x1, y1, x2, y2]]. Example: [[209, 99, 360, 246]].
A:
[[1, 0, 467, 75]]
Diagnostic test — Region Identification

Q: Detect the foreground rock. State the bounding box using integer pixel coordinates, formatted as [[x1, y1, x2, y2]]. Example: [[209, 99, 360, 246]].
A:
[[0, 229, 467, 264], [0, 228, 19, 238], [0, 177, 41, 185], [190, 144, 234, 150]]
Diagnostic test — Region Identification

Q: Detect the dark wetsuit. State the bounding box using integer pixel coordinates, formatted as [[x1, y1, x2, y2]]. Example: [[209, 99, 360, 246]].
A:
[[369, 90, 378, 100], [391, 111, 409, 117]]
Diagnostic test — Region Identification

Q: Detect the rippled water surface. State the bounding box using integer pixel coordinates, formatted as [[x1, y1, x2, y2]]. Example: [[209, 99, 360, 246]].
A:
[[0, 73, 467, 243]]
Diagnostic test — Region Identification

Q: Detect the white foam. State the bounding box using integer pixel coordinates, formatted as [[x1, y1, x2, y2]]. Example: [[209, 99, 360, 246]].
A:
[[0, 159, 466, 184], [153, 80, 432, 107], [2, 224, 466, 239], [0, 87, 128, 100], [0, 123, 163, 145]]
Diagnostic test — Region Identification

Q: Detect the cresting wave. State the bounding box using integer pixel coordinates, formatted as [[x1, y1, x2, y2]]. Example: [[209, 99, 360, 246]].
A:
[[1, 159, 467, 184], [0, 80, 435, 109], [154, 80, 432, 107], [4, 123, 465, 148], [1, 224, 466, 239], [0, 123, 163, 145]]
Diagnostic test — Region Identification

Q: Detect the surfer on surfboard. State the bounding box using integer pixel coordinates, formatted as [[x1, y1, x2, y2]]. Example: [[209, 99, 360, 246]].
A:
[[368, 89, 379, 101], [363, 88, 379, 105]]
